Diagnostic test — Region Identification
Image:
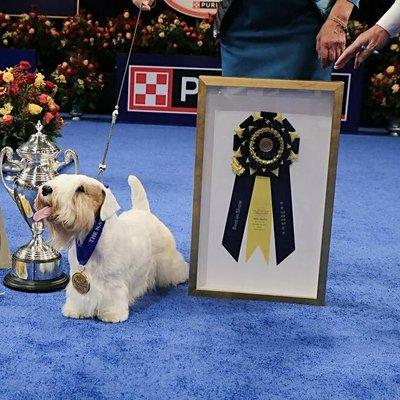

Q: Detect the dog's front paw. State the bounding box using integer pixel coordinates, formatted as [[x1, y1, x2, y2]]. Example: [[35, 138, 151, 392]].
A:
[[62, 303, 90, 320], [97, 308, 129, 323]]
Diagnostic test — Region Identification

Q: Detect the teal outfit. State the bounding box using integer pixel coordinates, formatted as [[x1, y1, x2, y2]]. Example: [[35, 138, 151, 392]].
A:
[[220, 0, 353, 81]]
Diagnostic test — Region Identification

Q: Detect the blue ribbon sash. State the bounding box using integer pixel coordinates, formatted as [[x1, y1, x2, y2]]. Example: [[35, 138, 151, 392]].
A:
[[76, 218, 106, 266]]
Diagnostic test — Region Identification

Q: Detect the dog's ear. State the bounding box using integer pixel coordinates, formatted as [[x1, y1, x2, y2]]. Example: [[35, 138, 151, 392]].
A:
[[100, 188, 120, 221]]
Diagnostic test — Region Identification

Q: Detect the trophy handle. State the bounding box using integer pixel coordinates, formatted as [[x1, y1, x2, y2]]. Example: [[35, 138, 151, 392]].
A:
[[55, 149, 79, 175], [65, 149, 79, 174], [0, 147, 16, 200]]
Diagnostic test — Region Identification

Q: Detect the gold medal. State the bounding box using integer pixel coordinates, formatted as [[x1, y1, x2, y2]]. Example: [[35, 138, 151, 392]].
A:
[[72, 271, 90, 294]]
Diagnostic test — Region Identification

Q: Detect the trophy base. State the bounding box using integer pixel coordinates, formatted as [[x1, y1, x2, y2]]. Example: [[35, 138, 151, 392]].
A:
[[6, 238, 68, 293], [4, 272, 69, 293]]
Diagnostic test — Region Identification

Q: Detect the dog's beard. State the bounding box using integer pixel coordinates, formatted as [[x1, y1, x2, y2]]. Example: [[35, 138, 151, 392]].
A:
[[35, 182, 105, 250], [44, 195, 98, 250]]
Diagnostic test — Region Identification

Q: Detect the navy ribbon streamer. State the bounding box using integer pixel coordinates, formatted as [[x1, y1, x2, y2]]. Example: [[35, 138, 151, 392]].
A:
[[222, 173, 256, 261], [76, 217, 106, 266], [270, 166, 295, 264]]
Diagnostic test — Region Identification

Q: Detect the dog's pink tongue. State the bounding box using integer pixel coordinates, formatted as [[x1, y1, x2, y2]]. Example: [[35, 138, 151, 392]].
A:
[[33, 206, 53, 222]]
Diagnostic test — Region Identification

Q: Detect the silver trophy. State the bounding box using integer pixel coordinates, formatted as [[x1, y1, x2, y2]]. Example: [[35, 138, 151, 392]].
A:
[[0, 121, 79, 292]]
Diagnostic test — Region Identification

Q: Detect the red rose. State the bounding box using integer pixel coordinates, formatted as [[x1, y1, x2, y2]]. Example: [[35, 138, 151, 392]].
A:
[[0, 87, 6, 96], [44, 80, 56, 91], [43, 112, 54, 124], [38, 94, 48, 104], [24, 73, 36, 84], [2, 115, 13, 125], [374, 91, 384, 102], [8, 83, 20, 95], [19, 60, 31, 70]]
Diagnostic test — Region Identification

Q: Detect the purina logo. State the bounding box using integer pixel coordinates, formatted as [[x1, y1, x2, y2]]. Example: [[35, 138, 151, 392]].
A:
[[192, 1, 219, 9], [128, 65, 221, 114], [164, 0, 220, 18]]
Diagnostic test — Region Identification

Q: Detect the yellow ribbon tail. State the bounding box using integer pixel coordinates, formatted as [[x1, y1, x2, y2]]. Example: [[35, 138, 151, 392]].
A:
[[246, 176, 272, 263]]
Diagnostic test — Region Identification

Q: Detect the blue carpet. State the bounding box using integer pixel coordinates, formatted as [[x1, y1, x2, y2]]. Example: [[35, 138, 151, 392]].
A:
[[1, 121, 399, 400]]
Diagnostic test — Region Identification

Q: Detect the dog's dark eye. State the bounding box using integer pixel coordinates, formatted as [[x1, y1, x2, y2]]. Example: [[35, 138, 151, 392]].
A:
[[76, 185, 85, 193]]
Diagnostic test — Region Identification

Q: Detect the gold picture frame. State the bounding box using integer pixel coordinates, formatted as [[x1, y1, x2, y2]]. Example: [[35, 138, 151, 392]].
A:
[[189, 76, 344, 305]]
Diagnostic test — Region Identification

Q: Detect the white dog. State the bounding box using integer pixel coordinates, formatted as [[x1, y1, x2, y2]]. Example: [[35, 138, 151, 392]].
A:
[[34, 174, 188, 323]]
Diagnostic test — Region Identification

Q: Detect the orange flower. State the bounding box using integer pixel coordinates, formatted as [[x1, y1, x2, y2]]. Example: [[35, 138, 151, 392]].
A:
[[2, 114, 13, 124], [43, 112, 54, 124], [38, 93, 48, 104]]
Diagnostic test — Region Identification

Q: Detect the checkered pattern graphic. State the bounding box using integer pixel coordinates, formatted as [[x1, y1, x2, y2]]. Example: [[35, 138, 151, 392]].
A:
[[193, 1, 218, 8], [127, 64, 209, 114], [133, 71, 169, 108]]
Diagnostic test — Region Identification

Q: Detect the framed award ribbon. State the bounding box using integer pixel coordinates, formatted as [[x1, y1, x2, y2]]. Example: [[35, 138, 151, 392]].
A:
[[189, 76, 344, 304]]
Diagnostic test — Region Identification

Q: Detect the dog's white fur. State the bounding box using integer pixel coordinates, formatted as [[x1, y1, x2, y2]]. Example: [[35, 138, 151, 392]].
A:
[[35, 174, 188, 323]]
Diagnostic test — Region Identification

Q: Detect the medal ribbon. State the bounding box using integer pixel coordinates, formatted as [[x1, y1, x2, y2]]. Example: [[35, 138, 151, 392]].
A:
[[270, 165, 295, 264], [222, 112, 299, 265], [76, 217, 105, 266], [222, 174, 255, 261], [246, 176, 272, 262]]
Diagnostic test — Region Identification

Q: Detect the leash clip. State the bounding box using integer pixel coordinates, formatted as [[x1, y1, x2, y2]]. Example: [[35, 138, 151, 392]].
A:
[[111, 107, 119, 124], [99, 163, 107, 172]]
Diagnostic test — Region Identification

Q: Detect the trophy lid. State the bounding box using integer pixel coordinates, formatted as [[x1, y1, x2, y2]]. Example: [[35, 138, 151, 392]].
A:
[[17, 121, 60, 159]]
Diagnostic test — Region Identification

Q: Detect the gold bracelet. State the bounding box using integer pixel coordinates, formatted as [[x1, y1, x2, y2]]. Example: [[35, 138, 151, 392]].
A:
[[328, 15, 348, 32]]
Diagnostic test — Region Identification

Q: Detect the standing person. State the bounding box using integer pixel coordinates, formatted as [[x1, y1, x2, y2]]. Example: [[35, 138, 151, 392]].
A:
[[335, 1, 400, 69], [216, 0, 359, 81]]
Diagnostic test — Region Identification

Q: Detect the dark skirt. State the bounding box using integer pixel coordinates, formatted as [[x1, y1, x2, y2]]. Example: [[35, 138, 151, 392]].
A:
[[220, 0, 331, 81]]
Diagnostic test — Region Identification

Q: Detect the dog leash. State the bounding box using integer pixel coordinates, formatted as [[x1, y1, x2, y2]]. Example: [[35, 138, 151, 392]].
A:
[[97, 1, 146, 182]]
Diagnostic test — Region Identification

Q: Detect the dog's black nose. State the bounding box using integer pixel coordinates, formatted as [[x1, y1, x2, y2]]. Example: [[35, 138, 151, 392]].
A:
[[42, 185, 53, 196]]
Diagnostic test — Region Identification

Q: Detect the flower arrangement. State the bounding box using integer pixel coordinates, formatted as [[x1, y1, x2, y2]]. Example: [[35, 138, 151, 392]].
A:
[[141, 12, 218, 56], [0, 61, 63, 149], [52, 56, 105, 113], [1, 10, 218, 59], [369, 64, 400, 119], [1, 12, 61, 72], [107, 10, 142, 53]]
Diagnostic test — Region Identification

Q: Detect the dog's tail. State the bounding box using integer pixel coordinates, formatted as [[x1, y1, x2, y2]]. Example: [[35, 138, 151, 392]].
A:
[[128, 176, 150, 212]]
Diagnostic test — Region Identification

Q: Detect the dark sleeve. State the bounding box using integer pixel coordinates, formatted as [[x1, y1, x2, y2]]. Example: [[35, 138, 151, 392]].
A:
[[214, 0, 234, 38]]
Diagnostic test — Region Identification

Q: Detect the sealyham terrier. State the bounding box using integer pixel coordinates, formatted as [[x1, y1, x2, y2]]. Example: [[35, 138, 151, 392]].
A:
[[33, 174, 188, 323]]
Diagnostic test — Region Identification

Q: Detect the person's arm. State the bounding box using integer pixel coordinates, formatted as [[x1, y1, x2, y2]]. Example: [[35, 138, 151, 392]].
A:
[[316, 0, 357, 69], [334, 1, 400, 69], [131, 0, 155, 11], [377, 0, 400, 37]]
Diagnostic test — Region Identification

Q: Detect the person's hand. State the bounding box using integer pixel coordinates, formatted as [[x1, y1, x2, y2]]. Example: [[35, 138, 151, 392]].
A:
[[334, 25, 389, 70], [316, 19, 347, 69], [131, 0, 155, 11]]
